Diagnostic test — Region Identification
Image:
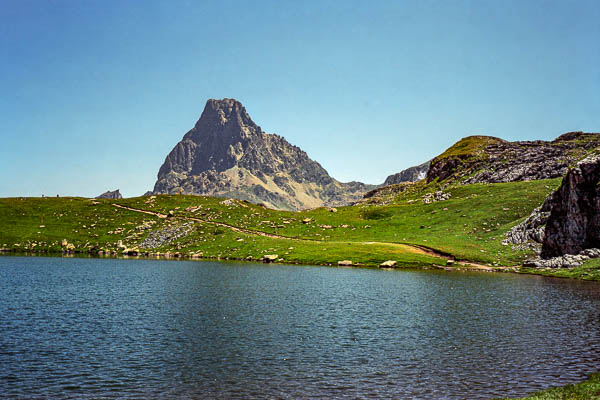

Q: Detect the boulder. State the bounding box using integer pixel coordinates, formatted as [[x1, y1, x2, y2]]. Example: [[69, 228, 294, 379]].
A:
[[379, 260, 397, 268], [337, 260, 353, 267], [262, 254, 278, 263], [122, 248, 139, 256]]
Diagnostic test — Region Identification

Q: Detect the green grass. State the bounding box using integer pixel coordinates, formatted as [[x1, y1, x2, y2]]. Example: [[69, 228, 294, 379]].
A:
[[122, 179, 559, 265], [0, 178, 574, 272], [501, 373, 600, 399], [434, 135, 505, 160]]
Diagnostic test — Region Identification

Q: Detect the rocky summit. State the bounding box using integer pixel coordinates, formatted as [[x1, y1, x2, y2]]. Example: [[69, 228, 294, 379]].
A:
[[426, 132, 600, 184], [153, 99, 374, 210]]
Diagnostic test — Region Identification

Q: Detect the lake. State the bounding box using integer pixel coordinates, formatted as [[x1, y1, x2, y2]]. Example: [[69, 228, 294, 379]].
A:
[[1, 256, 599, 399]]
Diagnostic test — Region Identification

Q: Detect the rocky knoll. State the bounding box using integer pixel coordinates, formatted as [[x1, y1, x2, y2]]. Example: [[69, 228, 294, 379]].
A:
[[153, 99, 374, 210], [541, 153, 600, 258], [96, 190, 122, 199], [427, 132, 600, 184], [383, 160, 431, 185]]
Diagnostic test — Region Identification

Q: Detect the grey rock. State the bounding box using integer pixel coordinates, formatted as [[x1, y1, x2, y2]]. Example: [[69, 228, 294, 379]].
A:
[[139, 222, 195, 249], [422, 191, 451, 204], [502, 198, 552, 250], [541, 153, 600, 258], [524, 248, 600, 269], [383, 160, 431, 185], [96, 189, 122, 199]]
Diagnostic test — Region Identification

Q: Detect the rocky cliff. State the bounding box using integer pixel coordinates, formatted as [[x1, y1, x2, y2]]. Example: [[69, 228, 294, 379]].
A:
[[427, 132, 600, 184], [541, 153, 600, 258], [153, 99, 374, 210], [383, 161, 430, 185]]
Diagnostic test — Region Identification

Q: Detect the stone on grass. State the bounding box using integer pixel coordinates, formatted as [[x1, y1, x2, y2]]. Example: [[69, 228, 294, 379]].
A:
[[379, 260, 397, 268]]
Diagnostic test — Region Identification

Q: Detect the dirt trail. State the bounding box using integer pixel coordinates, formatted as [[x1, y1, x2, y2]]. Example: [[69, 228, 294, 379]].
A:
[[111, 203, 506, 270]]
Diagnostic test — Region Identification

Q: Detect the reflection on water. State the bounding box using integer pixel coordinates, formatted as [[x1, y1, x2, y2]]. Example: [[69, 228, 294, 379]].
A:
[[1, 257, 599, 399]]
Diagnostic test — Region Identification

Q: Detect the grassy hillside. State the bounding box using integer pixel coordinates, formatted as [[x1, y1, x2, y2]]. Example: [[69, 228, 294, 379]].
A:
[[433, 135, 506, 160], [0, 178, 569, 272]]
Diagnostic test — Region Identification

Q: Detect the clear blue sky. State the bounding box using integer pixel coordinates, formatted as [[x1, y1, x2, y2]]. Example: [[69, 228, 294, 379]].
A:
[[1, 0, 599, 197]]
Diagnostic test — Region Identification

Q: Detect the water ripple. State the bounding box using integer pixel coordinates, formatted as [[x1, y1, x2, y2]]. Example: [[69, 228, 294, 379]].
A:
[[1, 257, 600, 399]]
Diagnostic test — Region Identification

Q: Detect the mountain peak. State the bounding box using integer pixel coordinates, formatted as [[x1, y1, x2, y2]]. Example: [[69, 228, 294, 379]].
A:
[[190, 98, 257, 134], [153, 99, 374, 210]]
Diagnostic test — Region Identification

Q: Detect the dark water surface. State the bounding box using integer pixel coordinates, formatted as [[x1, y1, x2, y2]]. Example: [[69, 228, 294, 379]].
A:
[[1, 256, 600, 399]]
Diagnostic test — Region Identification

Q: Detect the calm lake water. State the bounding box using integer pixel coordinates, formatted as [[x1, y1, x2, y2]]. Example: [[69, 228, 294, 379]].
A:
[[1, 256, 600, 399]]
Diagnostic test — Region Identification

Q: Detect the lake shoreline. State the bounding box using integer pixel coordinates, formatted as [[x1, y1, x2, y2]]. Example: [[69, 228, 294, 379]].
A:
[[2, 247, 598, 282]]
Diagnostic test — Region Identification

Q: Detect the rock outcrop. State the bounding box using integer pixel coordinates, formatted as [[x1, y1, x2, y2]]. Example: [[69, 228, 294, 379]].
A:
[[427, 132, 600, 184], [502, 200, 552, 252], [507, 152, 600, 268], [541, 153, 600, 258], [383, 160, 430, 185], [96, 190, 122, 199], [524, 248, 600, 269], [153, 99, 374, 210]]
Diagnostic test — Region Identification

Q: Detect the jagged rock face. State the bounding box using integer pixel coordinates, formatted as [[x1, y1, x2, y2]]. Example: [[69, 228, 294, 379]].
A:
[[383, 161, 430, 185], [96, 190, 122, 199], [427, 132, 600, 184], [502, 199, 552, 252], [154, 99, 374, 210], [541, 153, 600, 258]]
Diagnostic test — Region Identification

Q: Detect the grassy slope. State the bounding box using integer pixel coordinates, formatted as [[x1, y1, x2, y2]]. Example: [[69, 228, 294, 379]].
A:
[[0, 178, 563, 269], [111, 178, 561, 265]]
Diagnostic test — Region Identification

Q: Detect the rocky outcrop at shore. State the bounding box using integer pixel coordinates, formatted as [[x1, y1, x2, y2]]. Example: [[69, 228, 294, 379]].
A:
[[153, 98, 375, 210], [506, 152, 600, 268], [524, 248, 600, 268], [541, 153, 600, 258]]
